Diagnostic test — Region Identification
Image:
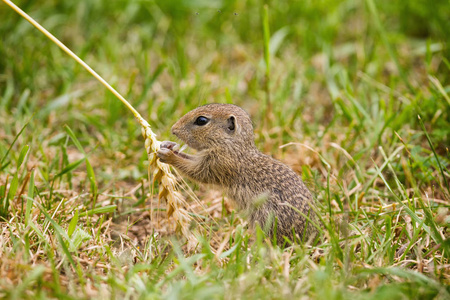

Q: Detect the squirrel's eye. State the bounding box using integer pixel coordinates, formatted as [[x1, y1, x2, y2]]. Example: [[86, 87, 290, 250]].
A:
[[194, 116, 209, 126]]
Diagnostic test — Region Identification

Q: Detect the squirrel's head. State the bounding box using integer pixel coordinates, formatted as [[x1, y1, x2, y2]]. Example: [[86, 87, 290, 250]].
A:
[[171, 104, 255, 151]]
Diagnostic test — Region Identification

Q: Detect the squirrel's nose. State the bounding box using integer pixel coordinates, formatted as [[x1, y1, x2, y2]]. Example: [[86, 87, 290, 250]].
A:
[[171, 123, 179, 137], [171, 118, 185, 138]]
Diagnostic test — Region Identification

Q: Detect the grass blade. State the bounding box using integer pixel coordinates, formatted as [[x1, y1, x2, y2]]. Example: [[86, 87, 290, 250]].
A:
[[25, 169, 34, 226], [262, 4, 272, 122], [78, 205, 117, 217], [68, 209, 79, 238], [0, 116, 32, 168], [417, 115, 449, 193], [54, 158, 85, 178], [17, 144, 29, 168], [64, 125, 98, 198]]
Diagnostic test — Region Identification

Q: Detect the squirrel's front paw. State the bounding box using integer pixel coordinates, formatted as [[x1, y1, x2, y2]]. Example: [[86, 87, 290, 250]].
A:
[[157, 147, 175, 164]]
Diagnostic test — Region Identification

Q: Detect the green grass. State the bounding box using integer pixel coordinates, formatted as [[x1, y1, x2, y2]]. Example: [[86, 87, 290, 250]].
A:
[[1, 0, 449, 299]]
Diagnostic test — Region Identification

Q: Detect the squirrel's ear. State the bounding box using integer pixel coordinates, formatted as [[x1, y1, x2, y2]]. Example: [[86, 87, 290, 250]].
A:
[[227, 115, 236, 132]]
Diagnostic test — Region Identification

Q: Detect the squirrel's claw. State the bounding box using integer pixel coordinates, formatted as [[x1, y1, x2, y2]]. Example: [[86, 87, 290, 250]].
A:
[[157, 147, 174, 163], [160, 141, 179, 151]]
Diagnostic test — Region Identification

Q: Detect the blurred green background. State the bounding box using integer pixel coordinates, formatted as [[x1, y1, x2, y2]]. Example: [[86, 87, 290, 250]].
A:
[[1, 0, 449, 182]]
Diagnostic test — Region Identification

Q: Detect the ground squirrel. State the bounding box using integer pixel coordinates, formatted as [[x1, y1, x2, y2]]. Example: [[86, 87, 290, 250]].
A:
[[157, 104, 318, 245]]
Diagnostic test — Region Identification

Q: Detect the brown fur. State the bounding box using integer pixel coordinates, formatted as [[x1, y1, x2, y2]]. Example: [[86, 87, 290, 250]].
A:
[[157, 104, 318, 245]]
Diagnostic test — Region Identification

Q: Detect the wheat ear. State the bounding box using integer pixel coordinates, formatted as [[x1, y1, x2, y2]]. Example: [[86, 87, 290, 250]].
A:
[[140, 119, 196, 247], [3, 0, 197, 246]]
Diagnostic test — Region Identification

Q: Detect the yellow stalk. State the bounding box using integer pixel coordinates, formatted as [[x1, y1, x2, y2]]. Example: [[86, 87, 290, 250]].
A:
[[3, 0, 196, 247]]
